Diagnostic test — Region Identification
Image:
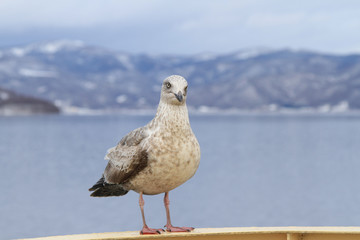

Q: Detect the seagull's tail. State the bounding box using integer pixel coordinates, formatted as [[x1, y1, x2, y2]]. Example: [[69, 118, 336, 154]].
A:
[[89, 175, 128, 197]]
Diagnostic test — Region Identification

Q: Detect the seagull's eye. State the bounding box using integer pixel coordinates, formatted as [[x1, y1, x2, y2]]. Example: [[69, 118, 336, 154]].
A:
[[166, 82, 171, 89], [184, 86, 188, 95]]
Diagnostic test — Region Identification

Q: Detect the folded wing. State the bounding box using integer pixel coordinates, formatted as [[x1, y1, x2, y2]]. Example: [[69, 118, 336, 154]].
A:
[[89, 126, 149, 197]]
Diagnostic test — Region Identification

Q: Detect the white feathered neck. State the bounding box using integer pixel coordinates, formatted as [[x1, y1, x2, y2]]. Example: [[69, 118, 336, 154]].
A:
[[152, 100, 190, 131]]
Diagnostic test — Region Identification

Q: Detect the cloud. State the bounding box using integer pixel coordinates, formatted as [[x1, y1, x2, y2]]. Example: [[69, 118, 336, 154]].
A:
[[246, 13, 306, 27], [0, 0, 160, 30], [0, 0, 360, 54]]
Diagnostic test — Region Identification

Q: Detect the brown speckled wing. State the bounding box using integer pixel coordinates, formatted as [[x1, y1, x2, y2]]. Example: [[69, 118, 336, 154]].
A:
[[104, 127, 149, 184], [118, 126, 148, 146]]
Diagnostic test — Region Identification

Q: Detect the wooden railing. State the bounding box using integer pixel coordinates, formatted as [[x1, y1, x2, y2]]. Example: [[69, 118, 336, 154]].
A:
[[19, 227, 360, 240]]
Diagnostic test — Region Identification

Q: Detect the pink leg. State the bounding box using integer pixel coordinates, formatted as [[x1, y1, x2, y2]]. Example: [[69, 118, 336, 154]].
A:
[[164, 192, 195, 232], [139, 192, 164, 235]]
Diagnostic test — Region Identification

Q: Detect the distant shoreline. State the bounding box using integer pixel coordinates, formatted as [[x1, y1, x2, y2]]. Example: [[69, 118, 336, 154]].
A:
[[57, 107, 360, 117]]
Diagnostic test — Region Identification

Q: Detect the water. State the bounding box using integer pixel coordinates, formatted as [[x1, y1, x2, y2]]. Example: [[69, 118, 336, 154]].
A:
[[1, 114, 360, 239]]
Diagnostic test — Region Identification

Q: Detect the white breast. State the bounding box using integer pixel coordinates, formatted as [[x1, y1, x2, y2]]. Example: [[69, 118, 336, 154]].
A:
[[126, 131, 200, 195]]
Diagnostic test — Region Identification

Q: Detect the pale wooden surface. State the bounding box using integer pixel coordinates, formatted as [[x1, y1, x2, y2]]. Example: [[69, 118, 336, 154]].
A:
[[19, 227, 360, 240]]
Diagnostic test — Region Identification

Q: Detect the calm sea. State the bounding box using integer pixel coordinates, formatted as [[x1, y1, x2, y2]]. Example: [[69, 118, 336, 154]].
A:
[[1, 114, 360, 239]]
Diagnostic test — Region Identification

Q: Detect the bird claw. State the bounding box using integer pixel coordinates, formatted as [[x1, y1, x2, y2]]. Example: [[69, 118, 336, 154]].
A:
[[140, 227, 164, 234], [165, 225, 195, 232]]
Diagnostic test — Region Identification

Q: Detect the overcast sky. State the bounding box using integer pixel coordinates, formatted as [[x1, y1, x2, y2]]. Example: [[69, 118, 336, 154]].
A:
[[0, 0, 359, 55]]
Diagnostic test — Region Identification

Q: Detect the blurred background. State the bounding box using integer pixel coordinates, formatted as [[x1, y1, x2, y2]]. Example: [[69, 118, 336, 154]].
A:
[[1, 0, 360, 239]]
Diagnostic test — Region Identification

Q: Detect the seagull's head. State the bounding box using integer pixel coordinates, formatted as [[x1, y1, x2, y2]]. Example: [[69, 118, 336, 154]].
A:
[[160, 75, 188, 105]]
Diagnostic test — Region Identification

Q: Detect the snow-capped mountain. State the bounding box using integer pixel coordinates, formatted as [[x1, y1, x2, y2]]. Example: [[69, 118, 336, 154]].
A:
[[1, 40, 360, 112]]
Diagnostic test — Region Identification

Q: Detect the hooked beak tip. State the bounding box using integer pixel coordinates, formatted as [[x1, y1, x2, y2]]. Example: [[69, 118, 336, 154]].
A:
[[174, 91, 183, 102]]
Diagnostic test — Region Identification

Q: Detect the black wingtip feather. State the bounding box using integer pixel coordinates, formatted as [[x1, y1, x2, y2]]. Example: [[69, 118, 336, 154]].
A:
[[89, 175, 105, 191], [89, 175, 129, 197], [90, 187, 128, 197]]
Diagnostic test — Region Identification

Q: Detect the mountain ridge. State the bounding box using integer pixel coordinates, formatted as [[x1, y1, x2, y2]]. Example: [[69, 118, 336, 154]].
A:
[[1, 40, 360, 113]]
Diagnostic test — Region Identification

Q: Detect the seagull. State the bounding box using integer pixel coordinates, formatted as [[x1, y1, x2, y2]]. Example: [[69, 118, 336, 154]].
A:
[[89, 75, 201, 234]]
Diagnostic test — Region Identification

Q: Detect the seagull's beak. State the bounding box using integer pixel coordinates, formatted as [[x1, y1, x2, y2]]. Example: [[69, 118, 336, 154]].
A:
[[174, 91, 183, 102]]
